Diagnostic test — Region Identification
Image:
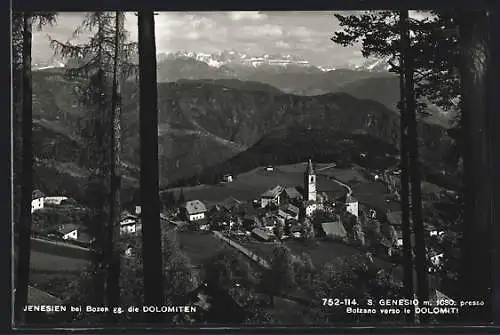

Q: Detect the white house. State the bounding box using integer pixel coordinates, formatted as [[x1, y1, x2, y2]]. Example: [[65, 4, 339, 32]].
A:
[[304, 201, 319, 217], [58, 224, 80, 240], [120, 213, 140, 236], [31, 190, 45, 213], [184, 200, 207, 222], [430, 252, 444, 267], [43, 196, 68, 206], [346, 195, 359, 218]]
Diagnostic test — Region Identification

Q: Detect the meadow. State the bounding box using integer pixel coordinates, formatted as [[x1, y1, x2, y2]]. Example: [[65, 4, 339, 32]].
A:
[[176, 230, 228, 265], [168, 162, 348, 207]]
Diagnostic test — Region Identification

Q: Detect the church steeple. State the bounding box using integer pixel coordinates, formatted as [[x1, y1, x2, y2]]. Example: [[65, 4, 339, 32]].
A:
[[304, 159, 317, 202], [306, 159, 315, 175]]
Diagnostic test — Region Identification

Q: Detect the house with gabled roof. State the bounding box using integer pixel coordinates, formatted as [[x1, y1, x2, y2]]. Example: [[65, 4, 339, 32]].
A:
[[183, 200, 208, 222], [278, 203, 300, 221], [31, 189, 45, 213], [260, 185, 285, 208]]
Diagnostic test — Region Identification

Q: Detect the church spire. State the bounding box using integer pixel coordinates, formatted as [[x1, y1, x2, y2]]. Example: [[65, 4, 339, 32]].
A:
[[306, 158, 315, 175]]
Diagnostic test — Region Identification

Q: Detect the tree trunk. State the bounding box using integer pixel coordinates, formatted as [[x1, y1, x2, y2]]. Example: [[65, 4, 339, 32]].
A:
[[488, 8, 500, 323], [457, 9, 492, 321], [105, 11, 124, 321], [14, 13, 33, 324], [401, 10, 429, 317], [138, 10, 164, 318], [88, 13, 110, 309], [398, 11, 414, 323], [12, 12, 24, 248]]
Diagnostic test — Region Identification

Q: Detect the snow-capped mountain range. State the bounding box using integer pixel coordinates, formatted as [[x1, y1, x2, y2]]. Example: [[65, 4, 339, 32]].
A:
[[348, 56, 394, 72], [158, 50, 326, 70], [158, 50, 389, 73], [33, 49, 391, 74]]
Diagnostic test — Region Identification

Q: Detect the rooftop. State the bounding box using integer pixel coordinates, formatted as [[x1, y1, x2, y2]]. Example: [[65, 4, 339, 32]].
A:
[[185, 200, 208, 215], [251, 228, 273, 240], [261, 185, 285, 199], [386, 210, 404, 226], [218, 196, 242, 211], [58, 223, 81, 234], [284, 186, 303, 199], [280, 203, 300, 216], [32, 189, 45, 200], [346, 195, 358, 203], [321, 221, 347, 238]]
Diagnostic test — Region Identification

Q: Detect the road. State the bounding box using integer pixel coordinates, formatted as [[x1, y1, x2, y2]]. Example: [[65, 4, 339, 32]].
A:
[[31, 237, 92, 253]]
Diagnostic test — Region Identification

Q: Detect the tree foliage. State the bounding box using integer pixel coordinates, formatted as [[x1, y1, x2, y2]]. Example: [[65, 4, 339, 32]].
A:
[[261, 245, 296, 303], [332, 11, 460, 119], [312, 254, 403, 322]]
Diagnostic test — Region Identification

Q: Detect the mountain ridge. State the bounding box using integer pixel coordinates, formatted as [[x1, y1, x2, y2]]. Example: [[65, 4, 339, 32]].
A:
[[31, 71, 455, 204]]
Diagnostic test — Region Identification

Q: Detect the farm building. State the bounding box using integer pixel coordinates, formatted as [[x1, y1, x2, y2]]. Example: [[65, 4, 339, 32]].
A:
[[346, 195, 359, 218], [251, 228, 274, 242], [283, 186, 303, 201], [43, 196, 69, 206], [57, 223, 90, 242], [321, 221, 347, 240], [278, 203, 300, 221], [184, 200, 208, 222], [31, 190, 45, 213], [217, 196, 242, 213], [424, 223, 445, 238], [260, 185, 285, 208], [120, 212, 141, 235]]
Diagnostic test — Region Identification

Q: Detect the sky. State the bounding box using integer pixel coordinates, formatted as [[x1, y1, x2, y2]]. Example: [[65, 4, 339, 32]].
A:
[[31, 11, 427, 69]]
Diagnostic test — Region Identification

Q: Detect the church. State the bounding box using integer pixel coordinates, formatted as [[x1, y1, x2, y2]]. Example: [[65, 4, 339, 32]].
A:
[[259, 159, 325, 217]]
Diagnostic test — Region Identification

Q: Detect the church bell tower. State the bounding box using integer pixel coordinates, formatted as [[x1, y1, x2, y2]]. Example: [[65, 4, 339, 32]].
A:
[[304, 159, 317, 202]]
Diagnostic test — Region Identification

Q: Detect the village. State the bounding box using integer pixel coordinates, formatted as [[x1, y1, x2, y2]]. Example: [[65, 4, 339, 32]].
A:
[[30, 159, 450, 282]]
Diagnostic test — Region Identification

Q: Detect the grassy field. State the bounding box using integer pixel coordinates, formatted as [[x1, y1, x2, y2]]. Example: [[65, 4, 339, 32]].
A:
[[175, 231, 227, 265], [351, 181, 400, 212], [236, 238, 279, 261], [284, 240, 361, 267], [168, 162, 347, 207], [317, 166, 366, 184], [30, 250, 90, 272]]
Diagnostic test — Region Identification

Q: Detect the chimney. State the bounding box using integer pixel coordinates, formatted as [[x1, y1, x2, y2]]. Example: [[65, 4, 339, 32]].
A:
[[135, 205, 141, 215]]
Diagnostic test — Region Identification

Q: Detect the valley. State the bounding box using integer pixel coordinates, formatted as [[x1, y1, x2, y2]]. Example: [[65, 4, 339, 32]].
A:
[[31, 69, 456, 205]]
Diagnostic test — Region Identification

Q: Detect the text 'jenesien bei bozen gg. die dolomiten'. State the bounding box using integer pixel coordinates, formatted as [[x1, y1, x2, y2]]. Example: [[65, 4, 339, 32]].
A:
[[23, 305, 199, 315]]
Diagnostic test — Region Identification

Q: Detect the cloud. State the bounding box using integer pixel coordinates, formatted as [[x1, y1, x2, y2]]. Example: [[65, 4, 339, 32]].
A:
[[31, 11, 364, 68], [276, 40, 291, 49], [227, 11, 267, 21], [237, 24, 283, 39]]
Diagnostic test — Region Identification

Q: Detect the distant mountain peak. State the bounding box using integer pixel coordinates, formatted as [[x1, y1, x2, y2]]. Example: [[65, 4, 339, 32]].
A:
[[349, 56, 394, 73], [161, 50, 323, 71]]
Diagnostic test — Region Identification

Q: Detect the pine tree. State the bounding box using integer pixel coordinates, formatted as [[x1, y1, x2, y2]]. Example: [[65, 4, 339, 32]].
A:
[[13, 11, 57, 324], [457, 9, 493, 321], [137, 10, 164, 318], [401, 10, 430, 319], [50, 11, 136, 314]]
